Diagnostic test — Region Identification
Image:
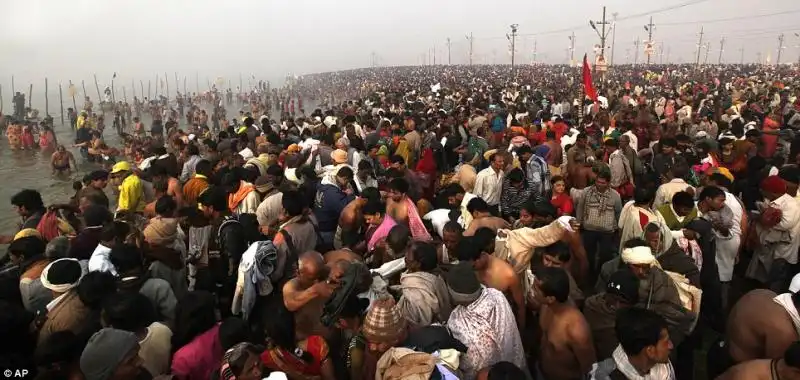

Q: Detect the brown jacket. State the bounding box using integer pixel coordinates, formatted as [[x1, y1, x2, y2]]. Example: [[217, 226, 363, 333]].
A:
[[38, 290, 90, 345]]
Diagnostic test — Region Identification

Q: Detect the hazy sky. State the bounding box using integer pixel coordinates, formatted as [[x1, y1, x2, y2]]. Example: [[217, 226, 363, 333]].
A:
[[1, 0, 799, 110]]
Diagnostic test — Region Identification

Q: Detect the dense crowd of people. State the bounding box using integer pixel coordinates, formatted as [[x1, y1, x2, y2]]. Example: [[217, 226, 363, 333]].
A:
[[2, 62, 800, 380]]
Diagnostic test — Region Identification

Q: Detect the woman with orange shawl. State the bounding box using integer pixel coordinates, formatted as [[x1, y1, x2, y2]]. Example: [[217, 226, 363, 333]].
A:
[[760, 109, 781, 158]]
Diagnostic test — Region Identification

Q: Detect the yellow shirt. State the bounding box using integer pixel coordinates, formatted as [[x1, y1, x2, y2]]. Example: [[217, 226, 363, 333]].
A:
[[118, 174, 145, 212], [77, 115, 86, 129]]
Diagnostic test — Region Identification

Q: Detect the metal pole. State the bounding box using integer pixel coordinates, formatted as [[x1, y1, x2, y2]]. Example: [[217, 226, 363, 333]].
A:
[[45, 78, 49, 116], [718, 38, 725, 64], [776, 33, 785, 65], [610, 12, 618, 66], [140, 80, 144, 100], [695, 26, 704, 68], [123, 87, 127, 103], [58, 82, 64, 124], [739, 47, 745, 64], [196, 72, 200, 95], [467, 33, 474, 65], [28, 84, 33, 109], [69, 81, 77, 113], [634, 37, 640, 66], [510, 24, 518, 74], [165, 72, 169, 101], [11, 75, 15, 96], [111, 77, 116, 104], [81, 80, 87, 102], [148, 80, 151, 100], [93, 74, 102, 106], [447, 38, 452, 65], [646, 16, 654, 64]]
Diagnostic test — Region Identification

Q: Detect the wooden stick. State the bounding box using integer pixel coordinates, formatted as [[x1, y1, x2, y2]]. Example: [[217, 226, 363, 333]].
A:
[[148, 80, 151, 100], [82, 80, 87, 101], [140, 80, 144, 100], [165, 72, 170, 100], [174, 72, 179, 94], [155, 74, 160, 98], [123, 87, 127, 103], [183, 76, 187, 94], [111, 77, 116, 104], [45, 77, 49, 116], [59, 82, 64, 124], [28, 83, 33, 109], [11, 75, 15, 96]]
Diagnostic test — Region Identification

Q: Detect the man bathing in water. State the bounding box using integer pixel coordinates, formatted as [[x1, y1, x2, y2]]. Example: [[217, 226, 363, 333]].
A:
[[51, 145, 77, 175]]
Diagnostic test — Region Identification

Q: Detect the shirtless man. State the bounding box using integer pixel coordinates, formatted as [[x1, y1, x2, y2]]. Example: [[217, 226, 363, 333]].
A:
[[282, 251, 337, 340], [150, 164, 184, 208], [51, 145, 77, 175], [337, 187, 380, 252], [438, 221, 462, 264], [458, 227, 526, 329], [519, 201, 588, 283], [535, 266, 596, 380], [463, 197, 510, 236], [717, 342, 800, 380], [726, 289, 800, 364], [567, 133, 597, 190], [385, 177, 411, 226]]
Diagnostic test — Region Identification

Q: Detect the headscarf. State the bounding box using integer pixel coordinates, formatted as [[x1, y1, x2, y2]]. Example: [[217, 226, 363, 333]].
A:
[[80, 328, 139, 380], [219, 342, 259, 380], [143, 217, 179, 247], [642, 221, 674, 257], [761, 175, 787, 195], [363, 298, 407, 344], [445, 262, 482, 305], [620, 245, 657, 266], [41, 258, 85, 293]]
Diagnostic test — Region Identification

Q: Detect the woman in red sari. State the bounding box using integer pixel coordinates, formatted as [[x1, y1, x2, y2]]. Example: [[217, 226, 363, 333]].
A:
[[415, 147, 437, 201], [550, 175, 574, 216], [761, 109, 781, 158], [260, 300, 335, 380]]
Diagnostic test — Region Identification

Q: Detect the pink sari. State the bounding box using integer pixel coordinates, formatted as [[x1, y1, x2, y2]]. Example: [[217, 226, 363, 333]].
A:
[[367, 215, 397, 252], [405, 197, 432, 242]]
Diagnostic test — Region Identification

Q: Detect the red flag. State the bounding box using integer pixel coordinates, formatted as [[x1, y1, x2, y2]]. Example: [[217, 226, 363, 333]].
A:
[[582, 54, 598, 102]]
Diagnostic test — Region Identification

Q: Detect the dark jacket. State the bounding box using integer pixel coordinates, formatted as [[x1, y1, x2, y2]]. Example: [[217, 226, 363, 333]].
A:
[[584, 294, 624, 360], [69, 227, 103, 261], [657, 242, 701, 288], [313, 184, 355, 232]]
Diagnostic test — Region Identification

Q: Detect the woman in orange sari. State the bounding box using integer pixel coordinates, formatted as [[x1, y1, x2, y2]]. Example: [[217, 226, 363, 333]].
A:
[[760, 109, 781, 158]]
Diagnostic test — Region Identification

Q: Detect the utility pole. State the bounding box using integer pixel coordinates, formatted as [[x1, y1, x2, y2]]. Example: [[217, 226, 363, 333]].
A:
[[589, 7, 610, 70], [568, 32, 576, 66], [433, 46, 436, 65], [776, 33, 785, 65], [695, 26, 704, 68], [704, 43, 711, 64], [446, 38, 452, 65], [371, 52, 377, 67], [667, 47, 671, 63], [466, 33, 474, 65], [508, 24, 519, 74], [610, 11, 618, 66], [659, 44, 664, 64], [757, 52, 762, 65], [645, 16, 655, 64], [739, 47, 745, 64], [633, 37, 640, 66], [533, 39, 538, 64], [718, 38, 725, 64]]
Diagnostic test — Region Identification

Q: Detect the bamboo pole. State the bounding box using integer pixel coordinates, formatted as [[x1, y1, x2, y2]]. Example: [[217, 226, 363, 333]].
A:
[[123, 87, 127, 103], [81, 80, 87, 101], [111, 77, 116, 104], [165, 72, 170, 100], [28, 83, 33, 109], [148, 81, 151, 100], [93, 74, 102, 106], [11, 75, 15, 96], [140, 80, 144, 100], [183, 76, 187, 95], [174, 72, 179, 95], [58, 82, 64, 124], [45, 77, 49, 116], [69, 80, 77, 113]]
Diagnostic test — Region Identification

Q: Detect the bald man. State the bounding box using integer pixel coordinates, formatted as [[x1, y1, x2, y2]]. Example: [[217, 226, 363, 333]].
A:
[[282, 251, 337, 340], [717, 342, 800, 380]]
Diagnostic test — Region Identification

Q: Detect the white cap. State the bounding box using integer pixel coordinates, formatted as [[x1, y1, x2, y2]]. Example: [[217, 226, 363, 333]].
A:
[[790, 273, 800, 293]]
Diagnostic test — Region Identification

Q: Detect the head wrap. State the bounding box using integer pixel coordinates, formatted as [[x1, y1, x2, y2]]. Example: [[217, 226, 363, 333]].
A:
[[143, 217, 178, 247], [331, 149, 348, 165], [286, 144, 301, 154], [80, 328, 139, 380], [362, 298, 406, 344], [621, 246, 657, 265], [14, 228, 41, 241], [760, 175, 787, 195], [41, 258, 85, 293], [445, 261, 483, 304], [219, 342, 259, 380], [534, 144, 551, 159]]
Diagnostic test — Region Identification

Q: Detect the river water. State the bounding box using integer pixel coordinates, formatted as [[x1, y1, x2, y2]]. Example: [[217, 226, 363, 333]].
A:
[[0, 100, 292, 238]]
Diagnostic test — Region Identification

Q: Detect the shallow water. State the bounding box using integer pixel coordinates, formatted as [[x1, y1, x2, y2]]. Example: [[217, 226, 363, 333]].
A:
[[0, 100, 295, 238]]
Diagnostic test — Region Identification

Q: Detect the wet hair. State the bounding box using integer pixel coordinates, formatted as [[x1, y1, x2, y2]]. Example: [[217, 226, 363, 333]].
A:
[[409, 241, 438, 271], [336, 166, 354, 180], [708, 173, 732, 189], [466, 197, 490, 214], [100, 220, 131, 245], [83, 205, 113, 227], [102, 293, 156, 332], [172, 291, 218, 353], [698, 186, 725, 202], [623, 237, 649, 249], [442, 220, 463, 235], [441, 183, 465, 197], [152, 178, 169, 194], [486, 361, 526, 380], [604, 138, 619, 148], [671, 163, 690, 179], [186, 144, 200, 156], [644, 223, 662, 234], [262, 295, 312, 361], [507, 168, 525, 184], [109, 244, 144, 274], [155, 196, 177, 217], [198, 186, 229, 212], [456, 237, 482, 261], [219, 317, 253, 350], [194, 159, 212, 177], [389, 155, 405, 165], [633, 187, 655, 205], [785, 341, 800, 369], [387, 178, 410, 194], [8, 236, 46, 260], [281, 190, 306, 217], [544, 241, 571, 263], [387, 225, 411, 254], [535, 266, 570, 303], [10, 189, 44, 212], [339, 295, 370, 319], [615, 307, 668, 356], [472, 227, 496, 253], [76, 271, 117, 310], [360, 187, 381, 203], [532, 201, 558, 219], [671, 191, 695, 210], [660, 137, 677, 148], [362, 201, 385, 216], [596, 170, 612, 181]]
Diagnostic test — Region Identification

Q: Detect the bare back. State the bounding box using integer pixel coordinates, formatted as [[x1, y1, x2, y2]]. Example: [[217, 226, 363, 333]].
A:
[[539, 304, 596, 380], [727, 289, 798, 363], [386, 198, 409, 226], [717, 359, 774, 380], [338, 199, 363, 232]]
